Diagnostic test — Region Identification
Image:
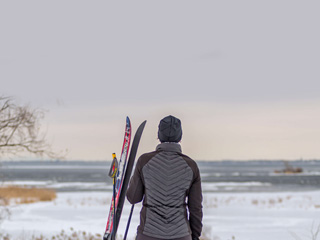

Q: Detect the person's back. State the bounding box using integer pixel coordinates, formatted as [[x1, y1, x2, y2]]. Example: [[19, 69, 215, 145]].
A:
[[127, 115, 203, 240]]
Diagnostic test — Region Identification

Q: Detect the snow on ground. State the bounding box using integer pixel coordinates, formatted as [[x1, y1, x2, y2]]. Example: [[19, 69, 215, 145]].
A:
[[1, 190, 320, 240], [203, 191, 320, 240]]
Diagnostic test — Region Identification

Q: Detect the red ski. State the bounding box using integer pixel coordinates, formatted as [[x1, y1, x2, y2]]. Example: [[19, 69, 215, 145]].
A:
[[104, 117, 131, 239]]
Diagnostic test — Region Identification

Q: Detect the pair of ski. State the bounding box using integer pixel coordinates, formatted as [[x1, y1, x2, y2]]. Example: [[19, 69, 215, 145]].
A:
[[103, 117, 146, 240]]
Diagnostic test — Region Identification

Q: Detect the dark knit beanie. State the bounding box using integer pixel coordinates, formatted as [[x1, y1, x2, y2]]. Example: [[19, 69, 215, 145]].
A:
[[158, 115, 182, 143]]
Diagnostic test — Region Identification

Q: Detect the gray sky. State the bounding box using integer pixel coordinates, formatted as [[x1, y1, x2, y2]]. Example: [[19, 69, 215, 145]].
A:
[[1, 1, 320, 160]]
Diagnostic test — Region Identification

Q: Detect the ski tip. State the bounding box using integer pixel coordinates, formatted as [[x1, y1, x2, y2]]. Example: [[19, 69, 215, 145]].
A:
[[126, 117, 131, 127], [139, 120, 147, 129]]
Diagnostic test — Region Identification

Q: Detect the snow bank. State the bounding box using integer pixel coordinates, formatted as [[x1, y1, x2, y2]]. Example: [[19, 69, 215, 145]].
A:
[[1, 190, 320, 240]]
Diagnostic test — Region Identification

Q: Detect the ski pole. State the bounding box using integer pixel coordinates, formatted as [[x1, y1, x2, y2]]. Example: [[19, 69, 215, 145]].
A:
[[124, 204, 135, 240], [108, 153, 118, 240]]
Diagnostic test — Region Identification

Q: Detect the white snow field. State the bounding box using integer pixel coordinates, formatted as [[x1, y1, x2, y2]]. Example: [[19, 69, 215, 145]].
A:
[[1, 190, 320, 240]]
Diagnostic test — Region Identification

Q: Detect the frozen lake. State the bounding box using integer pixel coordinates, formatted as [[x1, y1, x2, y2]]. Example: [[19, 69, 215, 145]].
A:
[[1, 160, 320, 192]]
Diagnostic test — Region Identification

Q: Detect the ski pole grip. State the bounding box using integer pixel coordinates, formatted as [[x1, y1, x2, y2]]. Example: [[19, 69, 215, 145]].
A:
[[108, 153, 118, 178]]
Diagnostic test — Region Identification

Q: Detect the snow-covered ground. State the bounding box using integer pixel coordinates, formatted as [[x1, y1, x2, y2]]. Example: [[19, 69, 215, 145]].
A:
[[1, 190, 320, 240]]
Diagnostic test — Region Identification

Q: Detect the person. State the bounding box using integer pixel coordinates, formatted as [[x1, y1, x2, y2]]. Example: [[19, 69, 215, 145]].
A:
[[126, 115, 203, 240]]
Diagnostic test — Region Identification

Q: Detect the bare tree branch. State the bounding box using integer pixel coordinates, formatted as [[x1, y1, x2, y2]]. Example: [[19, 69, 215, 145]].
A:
[[0, 96, 63, 159]]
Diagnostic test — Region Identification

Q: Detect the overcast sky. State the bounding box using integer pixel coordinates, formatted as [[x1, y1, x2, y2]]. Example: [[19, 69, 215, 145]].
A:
[[1, 1, 319, 160]]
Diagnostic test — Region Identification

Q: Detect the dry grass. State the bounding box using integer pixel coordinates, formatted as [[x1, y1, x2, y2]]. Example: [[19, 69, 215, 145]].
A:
[[0, 186, 56, 205], [32, 229, 103, 240], [1, 228, 104, 240]]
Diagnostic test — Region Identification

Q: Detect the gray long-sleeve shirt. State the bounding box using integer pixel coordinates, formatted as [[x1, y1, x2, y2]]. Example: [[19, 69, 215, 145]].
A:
[[126, 143, 203, 240]]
